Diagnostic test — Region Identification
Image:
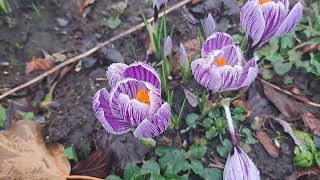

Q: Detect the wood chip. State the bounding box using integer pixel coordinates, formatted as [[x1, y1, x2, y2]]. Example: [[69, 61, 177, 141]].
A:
[[256, 130, 279, 158]]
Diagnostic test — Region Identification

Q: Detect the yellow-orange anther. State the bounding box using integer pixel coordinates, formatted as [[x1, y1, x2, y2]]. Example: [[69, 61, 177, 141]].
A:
[[215, 57, 227, 67], [259, 0, 272, 5], [136, 89, 150, 105]]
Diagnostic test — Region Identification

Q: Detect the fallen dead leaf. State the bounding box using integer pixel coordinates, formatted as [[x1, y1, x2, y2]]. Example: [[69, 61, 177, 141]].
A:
[[301, 112, 320, 136], [0, 120, 70, 179], [71, 150, 113, 178], [286, 167, 320, 180], [255, 130, 279, 158], [25, 57, 54, 75], [80, 0, 96, 13], [183, 88, 198, 107]]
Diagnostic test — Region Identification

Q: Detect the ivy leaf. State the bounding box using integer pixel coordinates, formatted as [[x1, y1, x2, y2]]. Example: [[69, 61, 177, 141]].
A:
[[242, 128, 256, 145], [189, 144, 207, 159], [106, 16, 121, 30], [124, 164, 142, 180], [0, 104, 6, 127], [156, 147, 190, 174], [185, 113, 199, 129], [141, 160, 160, 175], [216, 139, 232, 158], [105, 175, 122, 180], [191, 160, 204, 175]]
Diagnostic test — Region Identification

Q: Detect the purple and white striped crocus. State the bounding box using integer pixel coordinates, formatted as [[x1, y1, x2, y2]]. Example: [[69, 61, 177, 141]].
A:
[[92, 62, 171, 138], [191, 32, 258, 93], [153, 0, 168, 11], [240, 0, 303, 47]]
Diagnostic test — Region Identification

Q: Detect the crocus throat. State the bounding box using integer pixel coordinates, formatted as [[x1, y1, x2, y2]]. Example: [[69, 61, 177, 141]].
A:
[[136, 89, 150, 105], [258, 0, 272, 5], [214, 57, 227, 67]]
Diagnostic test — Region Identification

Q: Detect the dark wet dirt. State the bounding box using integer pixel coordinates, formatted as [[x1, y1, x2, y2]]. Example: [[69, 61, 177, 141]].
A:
[[0, 0, 319, 179]]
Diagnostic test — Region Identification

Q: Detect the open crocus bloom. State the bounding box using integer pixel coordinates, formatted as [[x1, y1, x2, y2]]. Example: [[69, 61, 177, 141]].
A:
[[93, 62, 171, 138], [240, 0, 303, 46], [224, 146, 261, 180], [191, 32, 258, 92]]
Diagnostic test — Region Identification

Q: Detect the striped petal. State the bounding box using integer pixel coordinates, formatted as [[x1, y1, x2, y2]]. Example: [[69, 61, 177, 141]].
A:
[[191, 58, 222, 92], [148, 90, 162, 119], [123, 62, 161, 89], [259, 2, 286, 46], [274, 0, 289, 11], [275, 2, 303, 38], [92, 88, 131, 134], [106, 63, 128, 87], [218, 65, 243, 91], [133, 103, 171, 138], [240, 0, 265, 46], [201, 32, 234, 57], [204, 13, 216, 38], [218, 45, 243, 66], [118, 93, 149, 127], [236, 57, 258, 88]]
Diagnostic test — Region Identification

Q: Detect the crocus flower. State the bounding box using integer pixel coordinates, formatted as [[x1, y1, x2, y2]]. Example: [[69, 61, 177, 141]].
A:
[[224, 146, 261, 180], [204, 13, 216, 38], [153, 0, 168, 11], [240, 0, 303, 46], [179, 43, 191, 80], [92, 62, 171, 138], [163, 36, 172, 57], [191, 32, 258, 93]]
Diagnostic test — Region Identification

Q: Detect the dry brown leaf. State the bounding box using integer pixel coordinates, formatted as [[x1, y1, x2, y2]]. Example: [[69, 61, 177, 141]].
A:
[[301, 112, 320, 136], [80, 0, 96, 13], [71, 150, 113, 178], [25, 57, 54, 75], [286, 167, 320, 180], [255, 130, 279, 158], [183, 88, 198, 107], [0, 120, 70, 179]]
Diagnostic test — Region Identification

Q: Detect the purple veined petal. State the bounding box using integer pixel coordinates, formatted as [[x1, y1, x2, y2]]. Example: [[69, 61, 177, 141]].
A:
[[179, 43, 190, 70], [240, 0, 265, 46], [92, 88, 131, 134], [258, 2, 287, 46], [133, 102, 171, 138], [123, 62, 161, 89], [274, 0, 289, 11], [148, 90, 162, 119], [236, 57, 258, 88], [224, 146, 261, 180], [201, 32, 234, 57], [218, 45, 244, 66], [204, 13, 216, 38], [217, 65, 243, 91], [106, 63, 128, 87], [275, 2, 303, 38], [153, 0, 167, 11], [109, 78, 148, 118], [163, 36, 172, 57], [118, 93, 149, 127], [191, 58, 222, 92]]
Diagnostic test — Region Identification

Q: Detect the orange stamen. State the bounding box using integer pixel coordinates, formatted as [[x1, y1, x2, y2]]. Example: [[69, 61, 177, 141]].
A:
[[136, 89, 150, 105], [214, 57, 227, 67], [258, 0, 272, 5]]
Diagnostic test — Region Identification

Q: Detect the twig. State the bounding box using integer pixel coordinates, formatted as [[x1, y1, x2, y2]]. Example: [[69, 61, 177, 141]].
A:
[[258, 78, 320, 108], [0, 0, 192, 101], [65, 175, 104, 180]]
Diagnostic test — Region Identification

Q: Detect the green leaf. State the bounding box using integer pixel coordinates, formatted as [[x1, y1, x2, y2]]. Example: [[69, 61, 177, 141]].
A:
[[258, 39, 279, 57], [141, 160, 160, 175], [189, 145, 207, 159], [80, 137, 90, 159], [283, 75, 294, 85], [232, 106, 246, 122], [261, 68, 274, 80], [0, 104, 6, 127], [156, 147, 190, 174], [150, 174, 166, 180], [216, 139, 232, 158], [21, 112, 34, 121], [242, 128, 256, 145], [105, 175, 122, 180], [280, 33, 293, 49], [274, 62, 292, 75], [198, 168, 223, 180], [124, 164, 142, 180], [191, 160, 204, 175], [64, 145, 79, 162], [185, 113, 200, 129], [203, 117, 214, 129], [106, 16, 121, 29], [315, 151, 320, 167], [205, 127, 218, 140]]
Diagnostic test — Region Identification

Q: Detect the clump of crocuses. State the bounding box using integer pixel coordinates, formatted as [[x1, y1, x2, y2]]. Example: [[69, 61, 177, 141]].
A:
[[191, 32, 258, 93], [93, 62, 171, 138], [240, 0, 303, 47]]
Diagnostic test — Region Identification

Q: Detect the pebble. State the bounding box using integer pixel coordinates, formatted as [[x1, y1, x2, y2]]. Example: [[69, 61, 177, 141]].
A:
[[57, 18, 69, 27]]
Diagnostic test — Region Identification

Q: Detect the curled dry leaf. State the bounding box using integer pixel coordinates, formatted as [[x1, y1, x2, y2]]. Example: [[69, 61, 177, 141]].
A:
[[301, 112, 320, 137], [25, 57, 54, 75], [80, 0, 96, 13], [0, 120, 70, 179], [255, 130, 279, 158], [286, 167, 320, 180], [71, 150, 113, 178], [183, 88, 198, 107]]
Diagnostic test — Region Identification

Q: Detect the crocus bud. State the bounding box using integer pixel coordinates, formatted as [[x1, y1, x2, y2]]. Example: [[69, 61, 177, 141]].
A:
[[163, 36, 172, 57], [179, 43, 189, 69], [224, 146, 261, 180], [204, 13, 216, 38], [153, 0, 168, 11]]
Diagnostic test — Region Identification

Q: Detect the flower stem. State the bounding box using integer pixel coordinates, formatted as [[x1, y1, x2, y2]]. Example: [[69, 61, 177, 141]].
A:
[[221, 98, 238, 146]]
